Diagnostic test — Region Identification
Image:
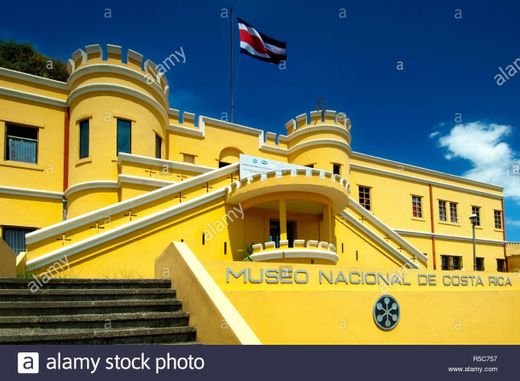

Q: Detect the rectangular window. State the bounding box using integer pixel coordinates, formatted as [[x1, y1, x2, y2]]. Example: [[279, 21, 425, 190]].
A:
[[305, 164, 314, 168], [2, 226, 36, 255], [182, 153, 195, 164], [494, 210, 503, 229], [412, 195, 423, 218], [332, 163, 341, 175], [358, 186, 371, 211], [438, 200, 447, 222], [497, 258, 506, 272], [476, 257, 485, 271], [449, 202, 458, 223], [441, 255, 463, 270], [155, 134, 162, 159], [471, 206, 481, 226], [116, 119, 131, 155], [79, 119, 89, 159], [5, 123, 38, 164]]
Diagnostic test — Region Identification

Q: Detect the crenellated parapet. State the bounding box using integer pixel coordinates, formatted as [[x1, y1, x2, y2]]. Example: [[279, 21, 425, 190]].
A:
[[67, 44, 170, 97], [284, 110, 351, 135]]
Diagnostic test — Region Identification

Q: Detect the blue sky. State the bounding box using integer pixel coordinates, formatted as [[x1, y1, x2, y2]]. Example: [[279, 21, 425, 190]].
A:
[[1, 0, 519, 240]]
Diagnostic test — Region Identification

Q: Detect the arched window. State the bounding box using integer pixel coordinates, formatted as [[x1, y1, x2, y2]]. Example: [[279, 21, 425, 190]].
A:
[[218, 147, 242, 167]]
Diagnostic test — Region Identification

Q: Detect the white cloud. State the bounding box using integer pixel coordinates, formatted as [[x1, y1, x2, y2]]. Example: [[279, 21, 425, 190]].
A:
[[506, 218, 520, 227], [435, 121, 520, 203], [429, 131, 440, 139]]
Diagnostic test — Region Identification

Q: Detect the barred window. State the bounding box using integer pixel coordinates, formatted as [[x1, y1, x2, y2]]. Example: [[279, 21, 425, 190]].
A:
[[438, 200, 447, 222], [475, 257, 485, 271], [471, 206, 481, 226], [5, 124, 38, 164], [441, 255, 463, 270], [2, 226, 36, 255], [494, 210, 503, 229], [449, 202, 458, 223], [497, 258, 506, 272], [412, 195, 422, 218], [358, 186, 371, 211]]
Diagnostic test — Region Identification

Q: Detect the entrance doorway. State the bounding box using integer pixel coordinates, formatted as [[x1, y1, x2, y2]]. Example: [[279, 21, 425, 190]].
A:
[[269, 219, 296, 247]]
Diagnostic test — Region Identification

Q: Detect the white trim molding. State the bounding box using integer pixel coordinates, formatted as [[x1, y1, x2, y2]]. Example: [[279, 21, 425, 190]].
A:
[[118, 153, 214, 173], [340, 210, 421, 269], [168, 124, 204, 137], [118, 174, 175, 188], [0, 185, 63, 200], [68, 83, 168, 124], [67, 63, 167, 104], [0, 87, 66, 108], [347, 197, 428, 265], [200, 116, 264, 137], [0, 67, 67, 90], [26, 163, 239, 245], [288, 138, 352, 155], [287, 124, 351, 142], [350, 163, 504, 199], [26, 188, 227, 271], [394, 229, 506, 246], [352, 152, 503, 192], [251, 248, 339, 263], [64, 181, 119, 198]]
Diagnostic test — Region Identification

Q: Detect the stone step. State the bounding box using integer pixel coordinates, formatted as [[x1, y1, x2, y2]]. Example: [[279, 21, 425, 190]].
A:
[[0, 299, 182, 316], [0, 278, 171, 289], [0, 311, 190, 329], [0, 326, 197, 344], [0, 288, 177, 302]]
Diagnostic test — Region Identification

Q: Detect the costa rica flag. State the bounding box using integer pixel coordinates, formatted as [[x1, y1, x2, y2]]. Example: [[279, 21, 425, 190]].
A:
[[237, 17, 287, 64]]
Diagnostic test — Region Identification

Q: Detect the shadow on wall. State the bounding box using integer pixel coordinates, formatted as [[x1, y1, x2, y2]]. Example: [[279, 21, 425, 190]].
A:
[[0, 239, 16, 277]]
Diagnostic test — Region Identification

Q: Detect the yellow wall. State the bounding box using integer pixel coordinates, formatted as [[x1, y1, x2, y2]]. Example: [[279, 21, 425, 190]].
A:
[[206, 260, 520, 344], [0, 99, 65, 193]]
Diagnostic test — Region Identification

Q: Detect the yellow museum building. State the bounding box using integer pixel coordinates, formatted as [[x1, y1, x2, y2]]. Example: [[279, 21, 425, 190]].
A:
[[0, 44, 519, 344]]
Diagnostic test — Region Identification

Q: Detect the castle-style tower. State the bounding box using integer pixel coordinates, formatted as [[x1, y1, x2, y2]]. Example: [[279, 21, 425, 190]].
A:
[[65, 44, 170, 217], [284, 110, 352, 177]]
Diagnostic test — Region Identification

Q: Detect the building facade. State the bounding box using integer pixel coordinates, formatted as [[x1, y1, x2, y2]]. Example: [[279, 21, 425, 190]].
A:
[[0, 44, 509, 274], [0, 44, 518, 344]]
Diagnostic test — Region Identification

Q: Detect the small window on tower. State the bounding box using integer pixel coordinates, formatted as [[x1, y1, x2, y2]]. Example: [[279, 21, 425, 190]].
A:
[[116, 118, 131, 155], [332, 163, 341, 175], [79, 119, 90, 159], [155, 134, 162, 159], [182, 153, 195, 164]]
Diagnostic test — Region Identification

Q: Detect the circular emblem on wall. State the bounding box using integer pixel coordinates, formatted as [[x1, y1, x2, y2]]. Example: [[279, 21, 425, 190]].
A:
[[373, 295, 400, 331]]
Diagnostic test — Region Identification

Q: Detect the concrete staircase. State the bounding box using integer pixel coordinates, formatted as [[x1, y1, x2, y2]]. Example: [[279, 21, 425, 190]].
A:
[[0, 278, 197, 344]]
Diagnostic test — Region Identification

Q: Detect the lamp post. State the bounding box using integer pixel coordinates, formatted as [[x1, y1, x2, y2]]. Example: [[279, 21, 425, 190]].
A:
[[469, 213, 478, 270]]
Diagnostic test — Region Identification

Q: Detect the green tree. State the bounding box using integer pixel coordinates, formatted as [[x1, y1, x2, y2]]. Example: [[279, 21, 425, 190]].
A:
[[0, 40, 69, 81]]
